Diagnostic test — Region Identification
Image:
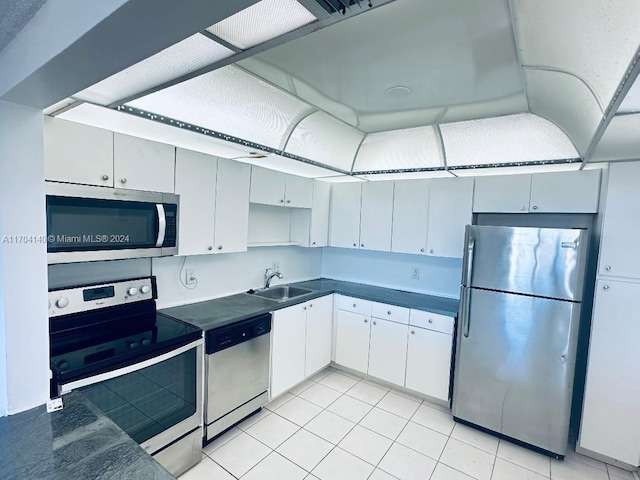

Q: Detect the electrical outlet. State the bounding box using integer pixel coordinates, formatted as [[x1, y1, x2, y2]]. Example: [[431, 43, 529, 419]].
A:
[[272, 261, 280, 272], [185, 268, 196, 286], [411, 267, 420, 280]]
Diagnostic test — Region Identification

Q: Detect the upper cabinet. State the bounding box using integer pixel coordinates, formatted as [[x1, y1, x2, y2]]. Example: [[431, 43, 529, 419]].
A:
[[113, 133, 175, 193], [329, 183, 362, 249], [359, 181, 394, 252], [290, 180, 331, 248], [474, 170, 601, 214], [250, 166, 312, 208], [174, 149, 250, 256], [44, 117, 114, 187], [392, 179, 430, 255], [426, 177, 474, 259], [599, 162, 640, 279], [44, 117, 175, 193]]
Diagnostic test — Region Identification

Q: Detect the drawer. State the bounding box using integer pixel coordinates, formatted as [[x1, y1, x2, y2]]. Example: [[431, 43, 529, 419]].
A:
[[409, 310, 454, 334], [337, 295, 371, 316], [371, 301, 410, 325]]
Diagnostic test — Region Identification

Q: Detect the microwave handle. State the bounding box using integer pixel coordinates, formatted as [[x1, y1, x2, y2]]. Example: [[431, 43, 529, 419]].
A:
[[156, 204, 166, 247]]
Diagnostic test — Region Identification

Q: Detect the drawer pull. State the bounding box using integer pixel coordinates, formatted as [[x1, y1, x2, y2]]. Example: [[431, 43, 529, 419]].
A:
[[428, 319, 433, 324], [373, 321, 377, 325], [603, 285, 610, 291], [387, 311, 391, 315], [410, 330, 415, 335], [353, 303, 357, 307], [364, 319, 368, 323]]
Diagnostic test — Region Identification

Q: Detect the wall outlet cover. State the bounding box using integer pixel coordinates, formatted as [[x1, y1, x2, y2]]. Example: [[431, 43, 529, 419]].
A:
[[47, 397, 64, 413], [185, 268, 196, 286], [411, 267, 420, 280]]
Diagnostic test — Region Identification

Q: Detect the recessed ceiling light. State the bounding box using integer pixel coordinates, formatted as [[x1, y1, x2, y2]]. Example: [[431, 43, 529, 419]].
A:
[[384, 86, 412, 98]]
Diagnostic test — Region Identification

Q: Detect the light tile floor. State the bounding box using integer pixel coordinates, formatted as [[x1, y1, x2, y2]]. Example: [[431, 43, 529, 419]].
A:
[[181, 367, 638, 480]]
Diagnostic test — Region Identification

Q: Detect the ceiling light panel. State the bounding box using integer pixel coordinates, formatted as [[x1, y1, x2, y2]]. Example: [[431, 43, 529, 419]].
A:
[[353, 126, 444, 171], [592, 114, 640, 161], [441, 113, 579, 166], [74, 34, 234, 106], [451, 163, 582, 177], [206, 0, 317, 50], [128, 65, 314, 150], [285, 111, 365, 171], [234, 154, 339, 178], [618, 75, 640, 113]]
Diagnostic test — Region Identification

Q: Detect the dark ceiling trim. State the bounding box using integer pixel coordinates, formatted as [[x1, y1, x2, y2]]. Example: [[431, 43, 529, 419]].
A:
[[581, 46, 640, 166], [199, 30, 242, 53], [113, 104, 351, 175]]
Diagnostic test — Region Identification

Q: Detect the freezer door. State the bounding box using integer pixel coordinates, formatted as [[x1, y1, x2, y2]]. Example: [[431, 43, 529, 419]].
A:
[[463, 225, 588, 301], [452, 288, 581, 456]]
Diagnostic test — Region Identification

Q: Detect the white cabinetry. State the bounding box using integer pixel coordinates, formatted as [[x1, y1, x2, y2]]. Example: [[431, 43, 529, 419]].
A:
[[473, 170, 601, 214], [392, 179, 430, 255], [44, 117, 114, 187], [368, 316, 408, 386], [329, 183, 362, 249], [271, 295, 334, 398], [598, 162, 640, 279], [405, 311, 454, 402], [335, 309, 371, 373], [250, 166, 313, 208], [271, 304, 307, 398], [214, 158, 251, 254], [290, 180, 331, 248], [359, 181, 394, 252], [426, 177, 474, 258], [113, 133, 175, 193], [579, 280, 640, 466]]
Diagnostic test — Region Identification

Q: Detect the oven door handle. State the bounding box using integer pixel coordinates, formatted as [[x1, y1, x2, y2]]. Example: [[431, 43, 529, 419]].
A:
[[155, 204, 166, 247], [59, 339, 202, 394]]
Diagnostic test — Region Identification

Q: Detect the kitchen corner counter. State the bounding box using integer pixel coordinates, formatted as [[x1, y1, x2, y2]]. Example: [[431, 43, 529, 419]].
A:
[[160, 278, 459, 332], [0, 392, 174, 480]]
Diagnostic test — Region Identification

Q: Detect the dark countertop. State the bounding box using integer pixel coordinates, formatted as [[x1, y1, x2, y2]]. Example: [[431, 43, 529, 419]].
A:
[[0, 392, 174, 480], [160, 278, 459, 332]]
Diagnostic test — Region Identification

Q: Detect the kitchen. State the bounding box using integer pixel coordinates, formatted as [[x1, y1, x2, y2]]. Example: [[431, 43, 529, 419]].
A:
[[1, 0, 639, 479]]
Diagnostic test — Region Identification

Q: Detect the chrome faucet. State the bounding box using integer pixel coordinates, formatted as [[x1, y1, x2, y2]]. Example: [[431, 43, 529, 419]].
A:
[[264, 268, 283, 289]]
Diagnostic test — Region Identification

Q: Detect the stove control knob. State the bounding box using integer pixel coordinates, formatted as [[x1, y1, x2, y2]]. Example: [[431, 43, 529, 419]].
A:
[[57, 360, 70, 371], [128, 341, 140, 349], [56, 298, 69, 309], [141, 338, 151, 346], [127, 287, 139, 296], [140, 285, 151, 294]]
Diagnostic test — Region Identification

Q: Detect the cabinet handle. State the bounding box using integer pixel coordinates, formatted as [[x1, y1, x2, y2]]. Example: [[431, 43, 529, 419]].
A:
[[217, 246, 223, 250], [353, 303, 357, 308], [387, 311, 391, 315], [532, 205, 538, 210], [309, 304, 313, 308], [286, 200, 291, 204], [360, 244, 364, 247], [605, 266, 612, 272], [304, 306, 307, 310], [207, 246, 213, 251], [603, 285, 610, 291], [410, 330, 415, 335], [312, 242, 316, 245], [120, 178, 127, 184], [428, 319, 433, 324], [420, 248, 425, 253], [373, 321, 377, 325], [429, 249, 434, 254], [279, 199, 284, 203], [102, 174, 109, 181], [353, 243, 357, 247], [364, 319, 368, 323]]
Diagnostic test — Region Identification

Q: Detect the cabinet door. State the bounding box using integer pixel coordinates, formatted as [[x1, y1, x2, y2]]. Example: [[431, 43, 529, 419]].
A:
[[360, 181, 394, 252], [406, 327, 452, 402], [214, 158, 251, 254], [334, 310, 370, 373], [579, 280, 640, 465], [271, 304, 307, 398], [113, 133, 175, 192], [44, 117, 114, 187], [473, 175, 532, 213], [368, 318, 408, 386], [329, 183, 362, 249], [529, 170, 601, 213], [305, 295, 334, 377], [599, 162, 640, 278], [392, 179, 430, 254], [250, 165, 286, 206], [310, 180, 330, 247], [174, 149, 217, 256], [285, 175, 313, 208], [426, 177, 474, 258]]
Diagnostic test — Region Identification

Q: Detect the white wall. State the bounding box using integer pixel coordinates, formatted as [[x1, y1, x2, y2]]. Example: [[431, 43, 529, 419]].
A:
[[0, 100, 50, 415], [152, 246, 323, 308], [0, 216, 7, 417], [322, 247, 462, 298]]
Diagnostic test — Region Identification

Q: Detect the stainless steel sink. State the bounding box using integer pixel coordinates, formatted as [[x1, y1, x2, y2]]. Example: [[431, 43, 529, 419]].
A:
[[250, 286, 314, 302]]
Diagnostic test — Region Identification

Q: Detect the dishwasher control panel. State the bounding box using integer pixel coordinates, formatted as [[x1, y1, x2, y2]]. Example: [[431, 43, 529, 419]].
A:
[[206, 313, 272, 354]]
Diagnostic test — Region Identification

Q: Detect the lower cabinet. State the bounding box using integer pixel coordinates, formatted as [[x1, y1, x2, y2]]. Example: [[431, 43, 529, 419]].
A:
[[405, 327, 452, 402], [270, 295, 333, 398], [368, 318, 408, 386], [335, 309, 371, 373]]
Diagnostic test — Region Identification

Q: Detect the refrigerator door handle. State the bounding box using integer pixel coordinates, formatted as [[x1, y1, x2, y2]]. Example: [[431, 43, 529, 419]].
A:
[[464, 236, 475, 287], [462, 287, 472, 338], [461, 236, 475, 338]]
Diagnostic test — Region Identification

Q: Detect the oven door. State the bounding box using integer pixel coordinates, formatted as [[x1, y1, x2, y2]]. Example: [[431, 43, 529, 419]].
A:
[[46, 183, 178, 264], [59, 339, 202, 457]]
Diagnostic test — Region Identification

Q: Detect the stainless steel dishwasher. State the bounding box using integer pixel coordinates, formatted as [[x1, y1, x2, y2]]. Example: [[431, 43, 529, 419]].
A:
[[204, 313, 271, 442]]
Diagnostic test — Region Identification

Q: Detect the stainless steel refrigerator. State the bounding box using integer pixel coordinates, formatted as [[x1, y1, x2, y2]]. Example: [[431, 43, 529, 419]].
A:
[[452, 225, 589, 457]]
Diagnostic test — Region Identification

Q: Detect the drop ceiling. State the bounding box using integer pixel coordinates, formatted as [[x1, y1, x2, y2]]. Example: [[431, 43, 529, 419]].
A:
[[57, 0, 640, 178]]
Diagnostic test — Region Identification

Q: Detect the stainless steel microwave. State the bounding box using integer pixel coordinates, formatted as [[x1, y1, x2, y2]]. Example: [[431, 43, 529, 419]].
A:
[[46, 183, 179, 264]]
